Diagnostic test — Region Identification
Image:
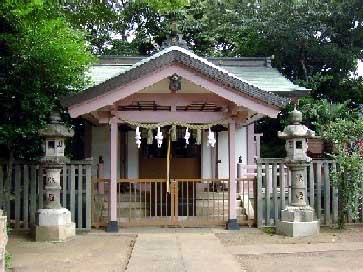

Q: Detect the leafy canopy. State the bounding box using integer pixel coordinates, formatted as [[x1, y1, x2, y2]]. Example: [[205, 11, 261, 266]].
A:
[[0, 0, 94, 159], [323, 117, 363, 227]]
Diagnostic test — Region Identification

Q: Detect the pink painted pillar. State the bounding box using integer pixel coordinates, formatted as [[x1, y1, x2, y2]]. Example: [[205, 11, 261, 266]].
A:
[[107, 119, 118, 232], [227, 119, 239, 230], [247, 123, 255, 165]]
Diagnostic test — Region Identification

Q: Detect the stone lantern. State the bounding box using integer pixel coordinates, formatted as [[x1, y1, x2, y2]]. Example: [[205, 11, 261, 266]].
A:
[[276, 107, 319, 237], [35, 112, 76, 242]]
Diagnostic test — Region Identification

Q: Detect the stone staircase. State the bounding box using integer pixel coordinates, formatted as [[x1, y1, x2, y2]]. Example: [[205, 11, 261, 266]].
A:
[[195, 192, 249, 223], [93, 191, 255, 227]]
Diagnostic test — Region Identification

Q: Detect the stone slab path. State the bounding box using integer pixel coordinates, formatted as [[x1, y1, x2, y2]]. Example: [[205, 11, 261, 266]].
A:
[[126, 232, 241, 272]]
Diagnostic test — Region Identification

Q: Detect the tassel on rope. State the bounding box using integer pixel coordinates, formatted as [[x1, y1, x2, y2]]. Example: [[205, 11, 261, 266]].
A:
[[196, 129, 201, 145], [184, 128, 190, 145], [135, 127, 141, 148], [208, 128, 216, 147], [171, 124, 177, 141], [155, 127, 163, 148], [147, 129, 153, 145]]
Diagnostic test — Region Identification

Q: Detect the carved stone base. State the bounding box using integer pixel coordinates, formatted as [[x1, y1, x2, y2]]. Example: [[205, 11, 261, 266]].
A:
[[281, 205, 315, 222], [277, 205, 319, 237], [35, 208, 75, 242], [276, 220, 319, 237]]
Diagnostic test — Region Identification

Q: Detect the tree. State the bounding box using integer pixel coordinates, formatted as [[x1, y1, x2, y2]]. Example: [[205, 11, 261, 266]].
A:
[[63, 0, 189, 55], [323, 117, 363, 228], [0, 1, 94, 160]]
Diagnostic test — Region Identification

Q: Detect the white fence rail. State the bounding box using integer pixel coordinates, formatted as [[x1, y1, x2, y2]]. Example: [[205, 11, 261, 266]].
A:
[[256, 159, 349, 227], [0, 160, 93, 230]]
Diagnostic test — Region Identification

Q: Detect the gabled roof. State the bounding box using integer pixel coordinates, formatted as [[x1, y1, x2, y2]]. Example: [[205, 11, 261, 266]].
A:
[[62, 46, 307, 108]]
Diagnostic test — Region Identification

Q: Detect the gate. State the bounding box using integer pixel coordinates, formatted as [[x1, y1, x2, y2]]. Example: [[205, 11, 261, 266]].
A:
[[92, 178, 236, 227]]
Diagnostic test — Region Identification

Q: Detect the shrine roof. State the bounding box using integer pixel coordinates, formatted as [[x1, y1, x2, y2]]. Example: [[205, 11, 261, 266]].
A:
[[62, 46, 309, 108]]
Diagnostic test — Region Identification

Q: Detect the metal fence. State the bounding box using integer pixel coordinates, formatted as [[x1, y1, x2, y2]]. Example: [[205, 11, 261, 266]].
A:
[[92, 178, 245, 227], [0, 160, 93, 230]]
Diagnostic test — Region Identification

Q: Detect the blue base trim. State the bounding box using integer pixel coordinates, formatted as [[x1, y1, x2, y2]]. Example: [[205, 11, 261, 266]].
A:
[[106, 221, 119, 233], [226, 219, 240, 230]]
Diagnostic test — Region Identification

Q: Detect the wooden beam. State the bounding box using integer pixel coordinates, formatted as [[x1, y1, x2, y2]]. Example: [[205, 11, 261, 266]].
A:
[[111, 110, 229, 124]]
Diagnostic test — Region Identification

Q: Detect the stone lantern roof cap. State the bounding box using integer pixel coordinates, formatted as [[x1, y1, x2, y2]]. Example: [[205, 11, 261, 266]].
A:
[[38, 112, 74, 138], [290, 107, 302, 124], [278, 107, 316, 139]]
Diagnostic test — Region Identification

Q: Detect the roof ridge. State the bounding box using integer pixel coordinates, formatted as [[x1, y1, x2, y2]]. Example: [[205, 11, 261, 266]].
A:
[[63, 46, 294, 108]]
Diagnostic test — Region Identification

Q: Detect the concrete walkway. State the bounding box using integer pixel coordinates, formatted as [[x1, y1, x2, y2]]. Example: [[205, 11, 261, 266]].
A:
[[126, 232, 241, 272]]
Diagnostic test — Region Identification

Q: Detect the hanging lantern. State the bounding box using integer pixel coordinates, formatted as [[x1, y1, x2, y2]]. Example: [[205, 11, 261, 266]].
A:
[[171, 124, 177, 141], [135, 127, 141, 149], [196, 129, 201, 145], [207, 128, 216, 147], [155, 127, 163, 148], [147, 129, 153, 145], [184, 127, 190, 145]]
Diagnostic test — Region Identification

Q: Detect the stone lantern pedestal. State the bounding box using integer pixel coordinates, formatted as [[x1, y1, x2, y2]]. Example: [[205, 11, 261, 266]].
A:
[[35, 113, 75, 242], [276, 108, 319, 237]]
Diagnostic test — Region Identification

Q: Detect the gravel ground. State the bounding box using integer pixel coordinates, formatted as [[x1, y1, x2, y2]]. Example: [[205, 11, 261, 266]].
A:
[[236, 250, 363, 272], [217, 226, 363, 272], [216, 226, 363, 246], [7, 232, 136, 272]]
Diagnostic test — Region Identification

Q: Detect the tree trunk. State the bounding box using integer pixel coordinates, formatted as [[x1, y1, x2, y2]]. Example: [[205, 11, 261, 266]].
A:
[[300, 58, 308, 81]]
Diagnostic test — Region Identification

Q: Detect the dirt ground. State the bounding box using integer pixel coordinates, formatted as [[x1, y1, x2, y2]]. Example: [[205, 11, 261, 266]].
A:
[[217, 226, 363, 272], [7, 232, 136, 272], [236, 250, 363, 272], [6, 226, 363, 272], [216, 225, 363, 246]]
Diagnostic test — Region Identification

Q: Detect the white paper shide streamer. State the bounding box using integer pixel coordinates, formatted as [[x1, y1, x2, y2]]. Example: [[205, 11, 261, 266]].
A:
[[135, 127, 141, 148], [207, 128, 216, 147], [184, 128, 190, 145], [155, 127, 163, 148]]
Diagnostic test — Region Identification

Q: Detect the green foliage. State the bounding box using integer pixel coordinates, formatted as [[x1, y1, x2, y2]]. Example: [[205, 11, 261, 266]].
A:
[[323, 118, 363, 228], [5, 251, 11, 271], [5, 224, 11, 270], [262, 227, 276, 235], [138, 0, 189, 12], [290, 97, 356, 135], [0, 1, 94, 160]]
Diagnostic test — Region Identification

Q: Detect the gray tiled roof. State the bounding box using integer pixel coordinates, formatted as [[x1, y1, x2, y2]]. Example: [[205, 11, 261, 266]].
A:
[[63, 46, 308, 108]]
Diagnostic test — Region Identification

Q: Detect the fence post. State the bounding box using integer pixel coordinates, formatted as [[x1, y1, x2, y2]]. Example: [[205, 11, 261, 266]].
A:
[[324, 162, 331, 225], [272, 163, 278, 222], [38, 166, 43, 209], [70, 164, 76, 222], [279, 163, 285, 211], [30, 165, 37, 226], [309, 162, 315, 208], [23, 165, 29, 229], [14, 164, 21, 229], [316, 161, 322, 220], [62, 165, 67, 208], [77, 165, 83, 228], [85, 164, 92, 230], [257, 162, 263, 228], [265, 163, 271, 226], [331, 162, 338, 224]]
